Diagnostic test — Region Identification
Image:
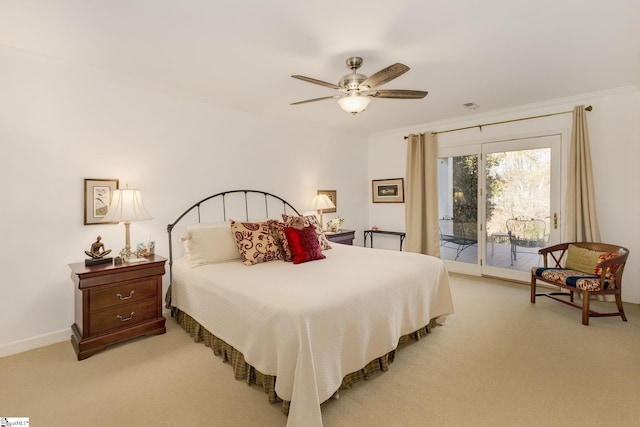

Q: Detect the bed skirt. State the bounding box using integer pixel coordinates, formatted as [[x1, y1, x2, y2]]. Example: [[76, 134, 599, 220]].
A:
[[171, 307, 439, 415]]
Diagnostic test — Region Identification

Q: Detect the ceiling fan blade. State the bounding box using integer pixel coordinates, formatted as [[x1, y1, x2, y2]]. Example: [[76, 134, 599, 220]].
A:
[[291, 75, 340, 90], [369, 89, 428, 99], [360, 63, 410, 89], [290, 95, 339, 105]]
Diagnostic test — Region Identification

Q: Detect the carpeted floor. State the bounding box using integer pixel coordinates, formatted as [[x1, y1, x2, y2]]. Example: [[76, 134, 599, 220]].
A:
[[2, 273, 639, 426]]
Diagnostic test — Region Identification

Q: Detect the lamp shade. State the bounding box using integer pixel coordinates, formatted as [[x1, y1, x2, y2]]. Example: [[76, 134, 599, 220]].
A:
[[337, 93, 371, 114], [311, 194, 335, 211], [103, 188, 152, 223]]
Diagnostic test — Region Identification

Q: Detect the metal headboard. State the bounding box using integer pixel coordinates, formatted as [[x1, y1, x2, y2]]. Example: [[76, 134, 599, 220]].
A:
[[166, 189, 301, 286]]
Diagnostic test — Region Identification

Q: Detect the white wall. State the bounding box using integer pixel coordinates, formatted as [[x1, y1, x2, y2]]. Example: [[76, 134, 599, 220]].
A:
[[369, 87, 640, 303], [0, 52, 369, 355]]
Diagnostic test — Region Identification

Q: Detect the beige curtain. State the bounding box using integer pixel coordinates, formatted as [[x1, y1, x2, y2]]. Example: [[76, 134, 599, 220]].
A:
[[565, 105, 601, 242], [405, 132, 440, 256]]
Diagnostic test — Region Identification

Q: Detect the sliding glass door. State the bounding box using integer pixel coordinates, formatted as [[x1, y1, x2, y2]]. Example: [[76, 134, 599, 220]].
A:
[[438, 134, 562, 282], [438, 145, 481, 276]]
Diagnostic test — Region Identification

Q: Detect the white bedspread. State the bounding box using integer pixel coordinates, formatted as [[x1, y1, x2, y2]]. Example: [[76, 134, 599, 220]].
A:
[[172, 244, 454, 427]]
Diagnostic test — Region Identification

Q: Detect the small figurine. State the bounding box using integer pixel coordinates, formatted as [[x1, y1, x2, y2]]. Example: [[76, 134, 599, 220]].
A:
[[85, 236, 112, 259], [326, 217, 344, 232], [136, 241, 155, 257]]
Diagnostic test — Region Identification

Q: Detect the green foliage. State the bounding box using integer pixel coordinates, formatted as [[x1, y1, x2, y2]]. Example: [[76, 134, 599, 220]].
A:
[[452, 154, 504, 225], [447, 148, 550, 237], [487, 149, 551, 234]]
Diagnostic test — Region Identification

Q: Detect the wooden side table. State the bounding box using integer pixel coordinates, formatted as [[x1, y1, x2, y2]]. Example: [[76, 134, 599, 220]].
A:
[[69, 255, 167, 360], [325, 229, 355, 245]]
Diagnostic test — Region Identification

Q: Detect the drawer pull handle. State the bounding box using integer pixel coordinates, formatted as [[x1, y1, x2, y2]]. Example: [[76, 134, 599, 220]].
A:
[[116, 312, 135, 322], [116, 290, 135, 300]]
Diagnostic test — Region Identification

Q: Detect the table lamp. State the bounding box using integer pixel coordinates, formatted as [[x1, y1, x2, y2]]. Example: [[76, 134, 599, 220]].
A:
[[310, 194, 335, 230], [103, 185, 152, 261]]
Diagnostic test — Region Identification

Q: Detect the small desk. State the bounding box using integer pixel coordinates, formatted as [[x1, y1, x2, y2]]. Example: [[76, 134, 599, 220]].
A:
[[364, 230, 406, 251]]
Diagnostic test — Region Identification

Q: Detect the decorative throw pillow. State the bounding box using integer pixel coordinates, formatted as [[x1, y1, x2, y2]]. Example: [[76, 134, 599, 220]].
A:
[[180, 222, 241, 268], [565, 245, 620, 282], [281, 214, 332, 251], [283, 225, 326, 264], [565, 244, 603, 274], [594, 252, 619, 281], [230, 220, 283, 266], [267, 220, 292, 262]]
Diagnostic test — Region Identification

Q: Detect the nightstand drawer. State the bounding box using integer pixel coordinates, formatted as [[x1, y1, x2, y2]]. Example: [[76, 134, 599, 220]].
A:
[[89, 298, 158, 335], [90, 278, 157, 311]]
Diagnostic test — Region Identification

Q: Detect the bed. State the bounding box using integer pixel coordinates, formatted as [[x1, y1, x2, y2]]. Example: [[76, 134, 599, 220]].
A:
[[166, 190, 454, 427]]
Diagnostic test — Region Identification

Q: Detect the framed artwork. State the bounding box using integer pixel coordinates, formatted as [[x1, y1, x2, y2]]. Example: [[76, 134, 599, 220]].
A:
[[84, 178, 119, 225], [317, 190, 337, 213], [372, 178, 404, 203]]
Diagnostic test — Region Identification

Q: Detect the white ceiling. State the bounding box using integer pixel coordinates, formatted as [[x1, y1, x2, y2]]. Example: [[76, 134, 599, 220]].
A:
[[2, 0, 639, 135]]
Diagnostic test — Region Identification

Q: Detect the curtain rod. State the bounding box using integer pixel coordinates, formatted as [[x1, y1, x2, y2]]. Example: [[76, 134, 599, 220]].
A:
[[404, 105, 592, 139]]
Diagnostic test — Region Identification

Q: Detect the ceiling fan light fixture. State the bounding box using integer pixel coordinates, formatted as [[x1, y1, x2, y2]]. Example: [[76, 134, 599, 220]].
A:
[[337, 93, 371, 115], [291, 57, 427, 113]]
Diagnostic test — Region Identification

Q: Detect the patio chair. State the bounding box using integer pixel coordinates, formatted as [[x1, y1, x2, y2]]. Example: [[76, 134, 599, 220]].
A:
[[531, 242, 629, 325], [506, 217, 549, 265], [439, 216, 477, 260]]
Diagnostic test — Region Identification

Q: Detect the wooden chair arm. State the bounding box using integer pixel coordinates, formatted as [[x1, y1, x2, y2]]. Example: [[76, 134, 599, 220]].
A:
[[596, 252, 628, 283], [538, 243, 570, 268], [597, 257, 625, 269]]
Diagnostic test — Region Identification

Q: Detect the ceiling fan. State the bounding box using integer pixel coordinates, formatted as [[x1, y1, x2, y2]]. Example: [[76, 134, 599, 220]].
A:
[[291, 56, 428, 115]]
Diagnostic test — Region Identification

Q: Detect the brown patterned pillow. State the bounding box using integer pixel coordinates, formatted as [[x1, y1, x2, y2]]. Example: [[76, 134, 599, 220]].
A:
[[230, 220, 283, 266], [267, 220, 292, 262], [281, 214, 332, 251]]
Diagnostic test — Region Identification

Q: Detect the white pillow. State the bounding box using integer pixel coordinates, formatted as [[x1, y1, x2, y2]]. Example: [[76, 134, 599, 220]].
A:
[[180, 221, 241, 268]]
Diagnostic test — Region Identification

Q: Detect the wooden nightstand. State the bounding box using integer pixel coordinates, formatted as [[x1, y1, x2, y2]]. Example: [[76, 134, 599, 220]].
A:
[[69, 255, 167, 360], [325, 229, 355, 245]]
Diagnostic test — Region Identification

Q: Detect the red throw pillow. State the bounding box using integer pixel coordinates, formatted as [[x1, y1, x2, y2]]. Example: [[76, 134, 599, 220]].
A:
[[283, 225, 326, 264]]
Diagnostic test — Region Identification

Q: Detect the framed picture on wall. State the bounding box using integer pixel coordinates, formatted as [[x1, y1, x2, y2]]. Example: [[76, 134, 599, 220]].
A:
[[317, 190, 337, 213], [84, 178, 119, 225], [372, 178, 404, 203]]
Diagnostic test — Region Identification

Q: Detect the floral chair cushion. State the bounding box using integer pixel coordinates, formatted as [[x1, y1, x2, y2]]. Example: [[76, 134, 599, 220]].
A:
[[531, 267, 611, 291]]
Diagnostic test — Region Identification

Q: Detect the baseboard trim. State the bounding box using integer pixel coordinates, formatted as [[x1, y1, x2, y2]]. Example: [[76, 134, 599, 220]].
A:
[[0, 328, 70, 358]]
